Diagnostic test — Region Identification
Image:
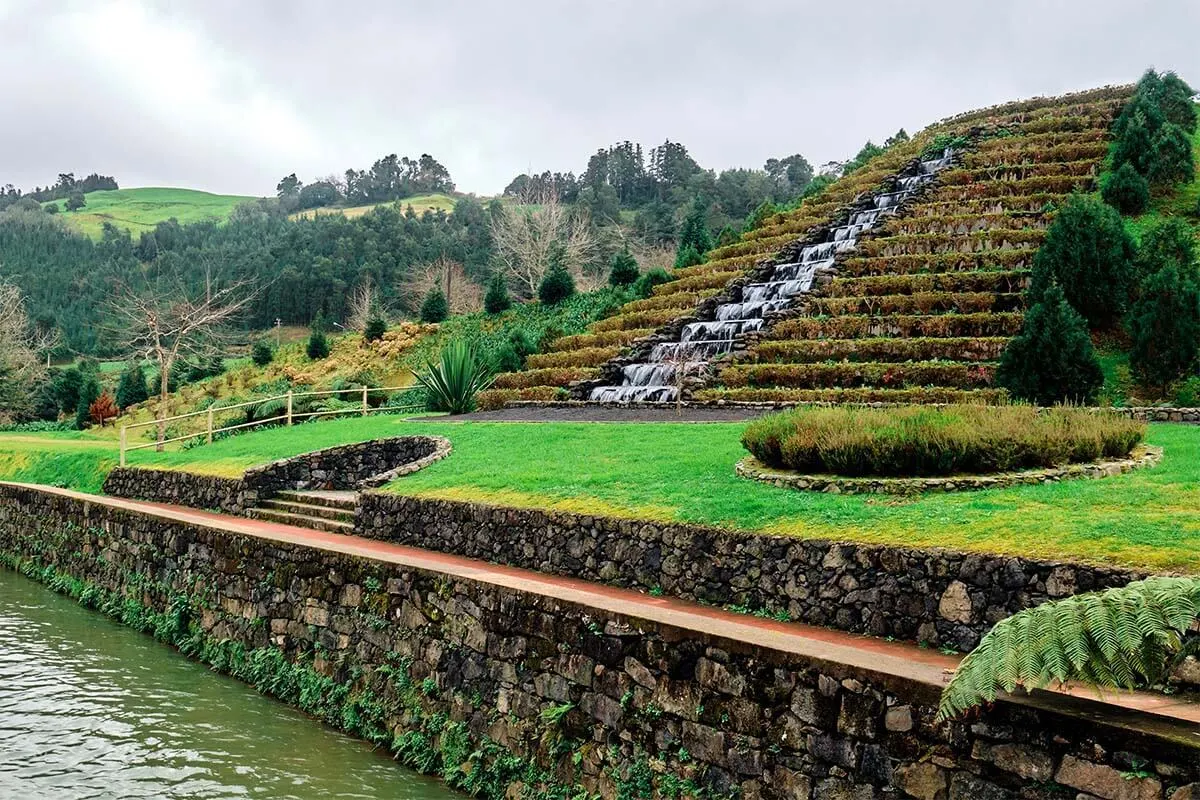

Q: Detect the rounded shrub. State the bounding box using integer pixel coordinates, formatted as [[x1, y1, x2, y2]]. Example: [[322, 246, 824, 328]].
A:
[[741, 405, 1145, 478], [1149, 122, 1195, 186], [1101, 162, 1150, 214], [306, 314, 330, 360], [363, 315, 387, 342], [1129, 262, 1200, 390], [674, 244, 703, 269], [996, 284, 1104, 405], [420, 287, 449, 323], [633, 268, 672, 299]]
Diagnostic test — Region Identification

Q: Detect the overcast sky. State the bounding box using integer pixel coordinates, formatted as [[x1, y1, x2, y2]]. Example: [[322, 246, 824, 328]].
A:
[[2, 0, 1199, 198]]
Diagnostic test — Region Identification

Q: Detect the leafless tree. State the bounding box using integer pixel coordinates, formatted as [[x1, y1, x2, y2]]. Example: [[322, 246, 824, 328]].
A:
[[407, 256, 482, 314], [489, 184, 598, 298], [0, 281, 45, 421], [346, 276, 382, 332], [110, 267, 256, 447]]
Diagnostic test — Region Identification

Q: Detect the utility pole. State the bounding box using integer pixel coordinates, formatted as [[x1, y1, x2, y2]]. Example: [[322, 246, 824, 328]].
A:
[[274, 318, 281, 349]]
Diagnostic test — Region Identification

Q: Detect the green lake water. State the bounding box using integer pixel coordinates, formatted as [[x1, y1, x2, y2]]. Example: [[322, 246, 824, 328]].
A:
[[0, 569, 462, 799]]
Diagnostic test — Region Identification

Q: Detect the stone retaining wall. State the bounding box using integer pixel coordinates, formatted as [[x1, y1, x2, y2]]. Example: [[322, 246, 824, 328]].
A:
[[102, 436, 451, 513], [0, 483, 1194, 800], [355, 493, 1141, 652], [735, 446, 1162, 495]]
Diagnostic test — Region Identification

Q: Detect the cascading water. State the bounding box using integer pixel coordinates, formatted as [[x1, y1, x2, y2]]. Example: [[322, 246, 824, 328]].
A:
[[588, 149, 956, 403]]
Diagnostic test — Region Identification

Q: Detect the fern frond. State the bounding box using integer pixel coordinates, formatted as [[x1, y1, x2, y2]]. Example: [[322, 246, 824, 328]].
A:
[[938, 577, 1200, 721]]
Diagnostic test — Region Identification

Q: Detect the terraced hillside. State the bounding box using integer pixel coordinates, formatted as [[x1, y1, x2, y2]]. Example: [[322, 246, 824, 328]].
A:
[[701, 89, 1129, 403], [478, 85, 1133, 409]]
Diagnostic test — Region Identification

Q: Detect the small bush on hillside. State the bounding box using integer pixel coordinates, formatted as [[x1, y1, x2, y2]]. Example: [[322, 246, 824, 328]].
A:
[[1129, 262, 1200, 390], [65, 191, 86, 212], [251, 340, 274, 367], [1135, 217, 1197, 290], [674, 244, 704, 269], [741, 404, 1145, 478], [1175, 375, 1200, 407], [1028, 195, 1135, 328], [633, 268, 672, 299], [484, 272, 511, 314], [414, 339, 494, 414], [74, 375, 100, 429], [676, 196, 713, 259], [363, 315, 387, 342], [184, 354, 225, 383], [608, 249, 640, 287], [538, 255, 576, 306], [742, 200, 777, 233], [306, 316, 330, 359], [491, 329, 535, 373], [1100, 162, 1150, 214], [420, 287, 449, 323], [115, 362, 149, 409], [716, 225, 739, 247], [996, 284, 1104, 405], [44, 203, 59, 215]]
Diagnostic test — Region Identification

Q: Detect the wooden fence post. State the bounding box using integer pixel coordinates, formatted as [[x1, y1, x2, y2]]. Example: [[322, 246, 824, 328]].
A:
[[362, 386, 368, 417], [207, 407, 214, 445], [286, 391, 293, 426], [119, 426, 127, 468]]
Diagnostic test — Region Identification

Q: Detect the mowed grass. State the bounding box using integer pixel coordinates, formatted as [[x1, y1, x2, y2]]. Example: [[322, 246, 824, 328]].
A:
[[59, 187, 257, 238], [1, 418, 1197, 573], [289, 194, 458, 221]]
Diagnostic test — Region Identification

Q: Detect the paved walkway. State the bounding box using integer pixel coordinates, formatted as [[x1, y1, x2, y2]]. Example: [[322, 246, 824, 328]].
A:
[[9, 482, 1200, 735]]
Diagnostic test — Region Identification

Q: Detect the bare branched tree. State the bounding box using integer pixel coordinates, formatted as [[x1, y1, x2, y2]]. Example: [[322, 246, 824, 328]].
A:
[[407, 257, 482, 314], [489, 184, 598, 298], [0, 281, 46, 421], [110, 267, 256, 447], [346, 276, 381, 332]]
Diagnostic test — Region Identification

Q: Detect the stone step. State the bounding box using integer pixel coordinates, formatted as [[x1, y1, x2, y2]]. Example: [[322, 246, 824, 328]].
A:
[[273, 490, 357, 511], [248, 508, 355, 534], [258, 499, 355, 523]]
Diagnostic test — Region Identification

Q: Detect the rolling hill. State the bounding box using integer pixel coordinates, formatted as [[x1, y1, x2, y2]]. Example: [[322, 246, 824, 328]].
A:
[[57, 187, 258, 238], [288, 193, 459, 221]]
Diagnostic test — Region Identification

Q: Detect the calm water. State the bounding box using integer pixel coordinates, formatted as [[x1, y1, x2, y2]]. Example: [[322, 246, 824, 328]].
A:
[[0, 569, 460, 800]]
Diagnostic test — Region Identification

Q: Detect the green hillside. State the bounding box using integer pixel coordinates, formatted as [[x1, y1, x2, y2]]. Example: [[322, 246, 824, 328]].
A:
[[289, 193, 459, 221], [58, 187, 258, 238]]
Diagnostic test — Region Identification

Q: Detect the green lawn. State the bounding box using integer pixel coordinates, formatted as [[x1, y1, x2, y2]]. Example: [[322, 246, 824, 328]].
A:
[[58, 187, 257, 238], [1, 417, 1197, 573], [289, 194, 458, 221]]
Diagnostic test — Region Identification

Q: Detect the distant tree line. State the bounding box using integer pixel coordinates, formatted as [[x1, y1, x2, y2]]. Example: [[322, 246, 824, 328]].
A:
[[276, 153, 455, 212], [0, 172, 118, 212]]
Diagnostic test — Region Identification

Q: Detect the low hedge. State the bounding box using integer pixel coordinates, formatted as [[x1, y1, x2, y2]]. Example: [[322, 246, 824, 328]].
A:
[[769, 311, 1025, 340], [938, 175, 1096, 200], [695, 387, 1008, 404], [741, 404, 1146, 478], [547, 328, 654, 352], [883, 213, 1052, 238], [962, 141, 1109, 167], [718, 360, 996, 390], [490, 367, 598, 390], [839, 250, 1036, 276], [621, 290, 716, 313], [476, 386, 563, 410], [590, 308, 681, 333], [905, 195, 1070, 217], [857, 229, 1045, 258], [825, 270, 1029, 297], [526, 346, 621, 369], [937, 160, 1099, 186], [810, 291, 1023, 317], [749, 336, 1010, 364]]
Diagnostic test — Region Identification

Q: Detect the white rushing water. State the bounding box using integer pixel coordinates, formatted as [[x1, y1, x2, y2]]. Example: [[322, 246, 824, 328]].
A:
[[588, 149, 956, 403]]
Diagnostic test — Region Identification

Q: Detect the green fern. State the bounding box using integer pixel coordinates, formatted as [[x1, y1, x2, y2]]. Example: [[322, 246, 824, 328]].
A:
[[938, 577, 1200, 721]]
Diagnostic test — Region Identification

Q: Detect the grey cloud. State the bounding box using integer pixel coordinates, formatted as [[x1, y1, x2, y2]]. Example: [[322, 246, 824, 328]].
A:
[[2, 0, 1199, 196]]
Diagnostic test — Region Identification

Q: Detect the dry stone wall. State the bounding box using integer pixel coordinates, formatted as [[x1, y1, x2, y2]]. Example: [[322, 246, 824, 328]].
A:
[[0, 483, 1194, 800], [355, 494, 1141, 652]]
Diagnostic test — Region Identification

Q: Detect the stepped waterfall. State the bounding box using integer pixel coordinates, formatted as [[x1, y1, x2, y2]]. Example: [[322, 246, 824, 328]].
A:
[[589, 149, 956, 403]]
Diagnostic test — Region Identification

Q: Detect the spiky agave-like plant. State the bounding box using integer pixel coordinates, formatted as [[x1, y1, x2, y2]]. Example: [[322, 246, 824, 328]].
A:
[[414, 339, 494, 415], [937, 577, 1200, 721]]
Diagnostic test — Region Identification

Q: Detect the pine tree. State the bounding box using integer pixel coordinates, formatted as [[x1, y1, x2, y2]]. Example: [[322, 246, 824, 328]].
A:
[[742, 199, 777, 233], [1112, 108, 1158, 176], [1135, 217, 1197, 290], [306, 313, 330, 359], [995, 284, 1104, 405], [1129, 262, 1200, 390], [420, 287, 449, 323], [608, 249, 640, 286], [1100, 162, 1150, 214], [1149, 122, 1195, 185], [538, 244, 576, 306], [1028, 195, 1135, 329], [484, 271, 511, 314], [675, 196, 713, 265], [363, 315, 387, 342], [251, 340, 274, 366], [115, 362, 149, 409], [74, 375, 100, 429]]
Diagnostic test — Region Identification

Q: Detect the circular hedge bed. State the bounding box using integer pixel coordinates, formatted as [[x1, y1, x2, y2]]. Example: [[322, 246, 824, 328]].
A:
[[741, 405, 1147, 478]]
